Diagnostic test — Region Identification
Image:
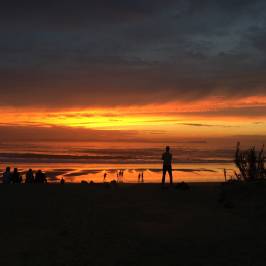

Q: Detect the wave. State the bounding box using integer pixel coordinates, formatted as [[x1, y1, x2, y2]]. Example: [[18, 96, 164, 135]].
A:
[[0, 152, 233, 164]]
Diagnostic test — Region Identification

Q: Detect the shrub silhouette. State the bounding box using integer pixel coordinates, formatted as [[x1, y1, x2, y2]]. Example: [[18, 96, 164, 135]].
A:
[[235, 142, 266, 181]]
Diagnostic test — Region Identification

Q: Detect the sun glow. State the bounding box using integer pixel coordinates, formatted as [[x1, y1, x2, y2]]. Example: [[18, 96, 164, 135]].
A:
[[0, 96, 265, 139]]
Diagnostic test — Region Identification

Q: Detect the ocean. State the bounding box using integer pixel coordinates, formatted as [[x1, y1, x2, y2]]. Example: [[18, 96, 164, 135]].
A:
[[0, 140, 237, 183]]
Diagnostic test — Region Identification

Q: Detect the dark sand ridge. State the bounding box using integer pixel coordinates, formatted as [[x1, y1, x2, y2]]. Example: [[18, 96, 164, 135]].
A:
[[0, 182, 266, 265]]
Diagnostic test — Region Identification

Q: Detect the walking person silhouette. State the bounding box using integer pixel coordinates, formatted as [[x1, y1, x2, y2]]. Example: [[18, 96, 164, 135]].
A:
[[161, 146, 173, 187]]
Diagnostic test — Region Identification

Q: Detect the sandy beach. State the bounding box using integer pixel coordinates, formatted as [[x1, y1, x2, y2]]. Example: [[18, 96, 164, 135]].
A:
[[1, 182, 266, 266]]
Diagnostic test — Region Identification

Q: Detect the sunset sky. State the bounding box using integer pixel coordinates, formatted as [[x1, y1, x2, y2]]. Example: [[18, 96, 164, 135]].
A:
[[1, 0, 266, 143]]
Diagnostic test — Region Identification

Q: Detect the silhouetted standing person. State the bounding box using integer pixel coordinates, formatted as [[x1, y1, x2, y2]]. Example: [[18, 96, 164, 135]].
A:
[[35, 170, 41, 183], [35, 170, 47, 184], [103, 172, 107, 182], [25, 169, 34, 184], [162, 146, 173, 186], [12, 168, 22, 184], [223, 169, 227, 182], [141, 172, 144, 183], [3, 167, 11, 184]]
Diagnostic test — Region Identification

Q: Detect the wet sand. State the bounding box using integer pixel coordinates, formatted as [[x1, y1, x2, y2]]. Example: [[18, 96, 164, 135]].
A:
[[0, 182, 266, 266], [1, 162, 234, 183]]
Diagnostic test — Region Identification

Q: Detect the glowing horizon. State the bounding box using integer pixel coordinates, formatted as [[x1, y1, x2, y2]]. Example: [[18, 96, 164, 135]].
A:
[[0, 95, 265, 142]]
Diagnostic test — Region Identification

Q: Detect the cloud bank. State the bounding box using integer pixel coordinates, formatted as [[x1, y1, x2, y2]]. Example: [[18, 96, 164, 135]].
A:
[[0, 0, 266, 107]]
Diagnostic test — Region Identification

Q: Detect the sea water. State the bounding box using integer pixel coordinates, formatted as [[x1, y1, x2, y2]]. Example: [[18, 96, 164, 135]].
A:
[[0, 140, 237, 183]]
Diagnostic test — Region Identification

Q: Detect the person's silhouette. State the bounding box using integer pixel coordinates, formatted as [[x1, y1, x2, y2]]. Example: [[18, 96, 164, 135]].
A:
[[161, 146, 173, 186], [25, 169, 34, 184], [3, 167, 11, 184], [35, 170, 47, 183], [12, 168, 22, 184], [103, 172, 107, 182]]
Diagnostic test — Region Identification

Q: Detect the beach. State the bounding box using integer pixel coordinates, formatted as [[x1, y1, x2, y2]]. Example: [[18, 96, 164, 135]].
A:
[[0, 162, 233, 184], [0, 140, 236, 183], [1, 182, 266, 266]]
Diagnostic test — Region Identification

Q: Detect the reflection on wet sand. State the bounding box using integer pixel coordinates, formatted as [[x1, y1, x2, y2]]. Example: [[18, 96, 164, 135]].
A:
[[1, 162, 236, 183]]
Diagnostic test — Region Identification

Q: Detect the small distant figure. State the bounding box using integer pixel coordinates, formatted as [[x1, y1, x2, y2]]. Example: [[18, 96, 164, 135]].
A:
[[25, 169, 35, 184], [103, 172, 107, 182], [119, 170, 124, 177], [141, 171, 144, 183], [35, 170, 47, 184], [162, 146, 173, 187], [138, 173, 141, 183], [224, 169, 227, 182], [60, 177, 65, 185], [117, 170, 124, 182], [3, 167, 12, 184], [12, 168, 22, 184]]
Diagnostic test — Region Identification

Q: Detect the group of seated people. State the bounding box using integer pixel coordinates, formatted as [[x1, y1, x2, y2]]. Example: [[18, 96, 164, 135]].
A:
[[2, 167, 47, 184]]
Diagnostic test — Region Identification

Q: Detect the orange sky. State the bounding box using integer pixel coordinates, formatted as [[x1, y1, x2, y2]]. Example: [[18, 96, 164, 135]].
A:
[[0, 95, 265, 141]]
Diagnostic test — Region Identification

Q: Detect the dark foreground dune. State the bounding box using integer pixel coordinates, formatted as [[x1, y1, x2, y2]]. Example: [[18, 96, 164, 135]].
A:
[[0, 182, 266, 266]]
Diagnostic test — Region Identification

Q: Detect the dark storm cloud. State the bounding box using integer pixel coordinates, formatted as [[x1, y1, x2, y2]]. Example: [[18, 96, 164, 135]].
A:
[[0, 0, 173, 27], [1, 0, 266, 108]]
